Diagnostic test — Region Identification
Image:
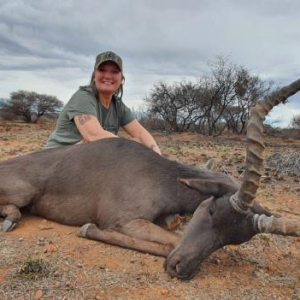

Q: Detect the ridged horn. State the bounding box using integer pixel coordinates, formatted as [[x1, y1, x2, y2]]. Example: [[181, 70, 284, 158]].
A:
[[230, 78, 300, 214], [253, 214, 300, 237]]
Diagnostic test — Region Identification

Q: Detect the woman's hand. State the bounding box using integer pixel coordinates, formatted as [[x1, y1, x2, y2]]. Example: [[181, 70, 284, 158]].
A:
[[123, 119, 162, 155], [149, 144, 162, 155]]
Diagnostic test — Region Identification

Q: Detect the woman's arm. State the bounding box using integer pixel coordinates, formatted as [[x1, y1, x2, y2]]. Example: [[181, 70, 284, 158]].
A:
[[74, 114, 117, 142], [123, 119, 162, 155]]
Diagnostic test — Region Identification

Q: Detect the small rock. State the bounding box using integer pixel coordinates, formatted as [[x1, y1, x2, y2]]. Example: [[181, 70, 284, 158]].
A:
[[53, 271, 60, 277], [37, 238, 45, 246], [34, 289, 43, 300], [161, 288, 169, 295], [38, 220, 53, 230], [65, 281, 71, 287], [276, 174, 285, 181], [65, 231, 75, 235], [45, 244, 57, 253], [211, 257, 221, 265]]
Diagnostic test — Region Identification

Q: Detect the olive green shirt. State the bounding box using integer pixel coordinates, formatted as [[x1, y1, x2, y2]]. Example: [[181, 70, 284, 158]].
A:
[[45, 86, 135, 148]]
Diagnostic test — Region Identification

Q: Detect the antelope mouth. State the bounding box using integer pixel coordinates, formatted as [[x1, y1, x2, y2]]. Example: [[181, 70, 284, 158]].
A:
[[164, 254, 202, 281]]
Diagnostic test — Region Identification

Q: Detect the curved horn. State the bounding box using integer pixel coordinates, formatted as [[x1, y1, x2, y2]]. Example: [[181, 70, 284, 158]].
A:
[[230, 78, 300, 214], [253, 214, 300, 237]]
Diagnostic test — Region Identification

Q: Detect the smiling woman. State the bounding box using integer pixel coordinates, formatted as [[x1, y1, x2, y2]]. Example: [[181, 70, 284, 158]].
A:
[[45, 51, 161, 155]]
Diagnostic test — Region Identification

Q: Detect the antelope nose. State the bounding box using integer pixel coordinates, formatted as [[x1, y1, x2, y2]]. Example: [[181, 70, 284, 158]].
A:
[[164, 254, 181, 276], [175, 261, 184, 275]]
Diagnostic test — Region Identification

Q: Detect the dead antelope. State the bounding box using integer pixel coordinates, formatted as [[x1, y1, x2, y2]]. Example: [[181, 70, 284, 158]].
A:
[[0, 78, 300, 280]]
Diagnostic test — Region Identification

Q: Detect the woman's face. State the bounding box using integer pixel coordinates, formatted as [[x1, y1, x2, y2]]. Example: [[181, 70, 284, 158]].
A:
[[94, 61, 123, 96]]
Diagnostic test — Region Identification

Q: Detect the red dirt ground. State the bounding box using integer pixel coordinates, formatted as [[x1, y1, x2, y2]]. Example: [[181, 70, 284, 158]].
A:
[[0, 121, 299, 300]]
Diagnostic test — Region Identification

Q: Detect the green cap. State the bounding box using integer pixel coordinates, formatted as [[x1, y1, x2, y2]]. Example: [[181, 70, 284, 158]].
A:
[[94, 51, 123, 72]]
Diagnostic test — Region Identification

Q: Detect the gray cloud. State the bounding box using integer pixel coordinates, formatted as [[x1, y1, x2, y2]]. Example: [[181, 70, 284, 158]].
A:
[[0, 0, 299, 126]]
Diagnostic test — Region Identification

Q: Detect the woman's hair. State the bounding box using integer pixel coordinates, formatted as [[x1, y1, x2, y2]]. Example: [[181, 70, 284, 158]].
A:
[[89, 71, 125, 100]]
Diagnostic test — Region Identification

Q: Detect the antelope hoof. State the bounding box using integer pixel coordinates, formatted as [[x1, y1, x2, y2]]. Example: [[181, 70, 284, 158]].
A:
[[78, 223, 94, 238], [1, 220, 17, 232]]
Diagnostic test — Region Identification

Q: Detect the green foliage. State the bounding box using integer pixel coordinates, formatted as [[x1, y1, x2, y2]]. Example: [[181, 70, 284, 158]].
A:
[[18, 254, 51, 279], [0, 90, 63, 123]]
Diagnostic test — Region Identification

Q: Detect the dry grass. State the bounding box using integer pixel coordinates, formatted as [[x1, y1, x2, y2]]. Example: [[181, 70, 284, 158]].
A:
[[0, 122, 300, 299]]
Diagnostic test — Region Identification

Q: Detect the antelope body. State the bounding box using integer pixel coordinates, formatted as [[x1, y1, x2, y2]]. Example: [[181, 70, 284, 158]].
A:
[[1, 79, 300, 280]]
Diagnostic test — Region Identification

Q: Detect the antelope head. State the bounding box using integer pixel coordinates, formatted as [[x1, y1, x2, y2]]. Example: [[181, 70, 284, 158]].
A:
[[165, 78, 300, 280]]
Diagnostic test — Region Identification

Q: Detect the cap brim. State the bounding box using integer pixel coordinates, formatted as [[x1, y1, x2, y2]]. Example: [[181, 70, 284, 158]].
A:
[[95, 60, 122, 71]]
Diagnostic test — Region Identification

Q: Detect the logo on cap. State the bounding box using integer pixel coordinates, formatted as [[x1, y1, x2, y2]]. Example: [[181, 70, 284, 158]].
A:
[[104, 52, 115, 60]]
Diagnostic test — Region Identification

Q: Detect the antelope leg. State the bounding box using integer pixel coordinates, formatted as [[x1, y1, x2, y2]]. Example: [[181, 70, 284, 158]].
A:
[[0, 204, 22, 232], [79, 223, 173, 257], [118, 219, 180, 248]]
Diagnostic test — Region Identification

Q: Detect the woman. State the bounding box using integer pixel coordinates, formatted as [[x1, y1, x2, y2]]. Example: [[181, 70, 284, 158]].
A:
[[45, 51, 161, 155]]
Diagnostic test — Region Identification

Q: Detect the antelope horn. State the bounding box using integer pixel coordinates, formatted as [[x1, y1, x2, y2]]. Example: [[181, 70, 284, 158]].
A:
[[253, 214, 300, 237], [230, 78, 300, 214]]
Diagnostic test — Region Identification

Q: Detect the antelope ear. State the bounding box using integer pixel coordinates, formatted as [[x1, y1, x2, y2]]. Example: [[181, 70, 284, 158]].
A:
[[203, 158, 216, 171], [178, 178, 238, 196]]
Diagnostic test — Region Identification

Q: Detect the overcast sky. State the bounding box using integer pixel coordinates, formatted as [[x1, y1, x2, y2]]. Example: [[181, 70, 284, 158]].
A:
[[1, 0, 299, 127]]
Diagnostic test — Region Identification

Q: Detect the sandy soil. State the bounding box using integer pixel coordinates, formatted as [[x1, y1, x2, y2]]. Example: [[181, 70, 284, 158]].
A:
[[0, 120, 299, 300]]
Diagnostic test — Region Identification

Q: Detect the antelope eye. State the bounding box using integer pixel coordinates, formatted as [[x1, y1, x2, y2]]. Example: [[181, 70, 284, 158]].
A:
[[209, 203, 216, 216]]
